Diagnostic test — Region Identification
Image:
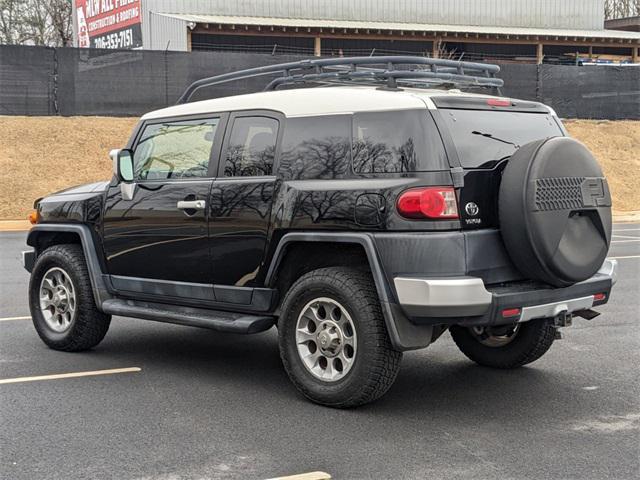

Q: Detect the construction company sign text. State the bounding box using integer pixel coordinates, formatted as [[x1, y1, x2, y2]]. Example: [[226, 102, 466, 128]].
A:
[[76, 0, 142, 49]]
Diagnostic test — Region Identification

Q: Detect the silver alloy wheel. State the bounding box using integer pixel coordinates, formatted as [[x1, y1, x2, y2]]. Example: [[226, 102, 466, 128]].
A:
[[39, 267, 77, 333], [295, 297, 357, 382], [470, 324, 520, 347]]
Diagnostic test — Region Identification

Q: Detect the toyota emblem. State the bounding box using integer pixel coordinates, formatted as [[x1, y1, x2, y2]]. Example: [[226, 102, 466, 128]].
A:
[[465, 202, 479, 216]]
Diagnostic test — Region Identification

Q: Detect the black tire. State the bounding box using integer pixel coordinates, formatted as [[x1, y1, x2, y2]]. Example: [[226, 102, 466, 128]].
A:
[[449, 319, 556, 369], [29, 244, 111, 351], [278, 267, 402, 408], [499, 137, 612, 287]]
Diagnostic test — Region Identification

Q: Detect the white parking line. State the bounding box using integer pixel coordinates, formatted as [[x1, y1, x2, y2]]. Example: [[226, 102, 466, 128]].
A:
[[613, 228, 640, 232], [612, 234, 640, 239], [0, 367, 142, 385], [608, 255, 640, 260], [611, 239, 640, 243], [266, 472, 331, 480], [0, 315, 31, 322]]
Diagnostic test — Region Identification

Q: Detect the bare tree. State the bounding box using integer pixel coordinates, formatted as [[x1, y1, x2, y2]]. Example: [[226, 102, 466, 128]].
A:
[[0, 0, 72, 46], [23, 0, 50, 45], [45, 0, 72, 46], [605, 0, 640, 19], [0, 0, 28, 44]]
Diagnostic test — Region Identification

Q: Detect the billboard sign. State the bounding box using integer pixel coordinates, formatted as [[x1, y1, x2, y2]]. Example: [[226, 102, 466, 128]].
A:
[[76, 0, 142, 49]]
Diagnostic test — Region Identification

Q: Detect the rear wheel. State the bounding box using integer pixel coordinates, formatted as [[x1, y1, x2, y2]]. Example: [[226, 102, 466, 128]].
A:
[[450, 319, 556, 369], [278, 267, 402, 408], [29, 244, 111, 351]]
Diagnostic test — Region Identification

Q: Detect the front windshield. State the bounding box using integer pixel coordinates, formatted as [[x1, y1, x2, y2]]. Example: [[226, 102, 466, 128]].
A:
[[440, 109, 563, 169]]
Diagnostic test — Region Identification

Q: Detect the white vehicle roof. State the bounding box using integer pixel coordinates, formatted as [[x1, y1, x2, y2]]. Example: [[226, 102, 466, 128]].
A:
[[141, 86, 503, 120]]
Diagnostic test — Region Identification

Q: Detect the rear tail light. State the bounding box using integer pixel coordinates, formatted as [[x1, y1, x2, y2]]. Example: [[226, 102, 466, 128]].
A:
[[501, 308, 521, 318], [593, 293, 606, 302], [396, 187, 459, 219]]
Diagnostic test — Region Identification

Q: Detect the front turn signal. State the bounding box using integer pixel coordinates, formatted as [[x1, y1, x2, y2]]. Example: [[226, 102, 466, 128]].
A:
[[28, 210, 40, 225]]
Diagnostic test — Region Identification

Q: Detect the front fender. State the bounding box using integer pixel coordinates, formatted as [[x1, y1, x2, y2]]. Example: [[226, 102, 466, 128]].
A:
[[26, 224, 112, 309]]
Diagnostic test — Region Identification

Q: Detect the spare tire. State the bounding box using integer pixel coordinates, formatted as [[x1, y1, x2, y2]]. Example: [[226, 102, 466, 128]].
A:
[[499, 137, 612, 287]]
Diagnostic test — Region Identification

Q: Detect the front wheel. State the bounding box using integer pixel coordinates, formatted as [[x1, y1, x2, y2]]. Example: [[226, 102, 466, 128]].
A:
[[449, 319, 556, 369], [278, 267, 402, 408], [29, 244, 111, 351]]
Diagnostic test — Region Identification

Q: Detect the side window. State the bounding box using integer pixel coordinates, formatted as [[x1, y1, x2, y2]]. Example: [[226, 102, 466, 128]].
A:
[[278, 115, 351, 180], [352, 110, 448, 173], [223, 116, 279, 177], [134, 118, 219, 180]]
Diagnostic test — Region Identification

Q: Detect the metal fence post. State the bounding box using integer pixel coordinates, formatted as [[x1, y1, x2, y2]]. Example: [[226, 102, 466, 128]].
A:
[[535, 63, 541, 103], [164, 49, 169, 106], [52, 47, 59, 115]]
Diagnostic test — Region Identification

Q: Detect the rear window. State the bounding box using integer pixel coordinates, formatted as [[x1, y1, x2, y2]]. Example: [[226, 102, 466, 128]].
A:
[[440, 110, 563, 169], [352, 110, 448, 173], [278, 115, 351, 180], [223, 116, 278, 177]]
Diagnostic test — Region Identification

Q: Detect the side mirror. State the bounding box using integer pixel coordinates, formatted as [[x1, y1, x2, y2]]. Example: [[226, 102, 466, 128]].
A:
[[110, 149, 134, 182]]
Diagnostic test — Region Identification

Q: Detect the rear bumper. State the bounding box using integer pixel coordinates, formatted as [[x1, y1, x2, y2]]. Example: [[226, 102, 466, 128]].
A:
[[394, 259, 617, 326]]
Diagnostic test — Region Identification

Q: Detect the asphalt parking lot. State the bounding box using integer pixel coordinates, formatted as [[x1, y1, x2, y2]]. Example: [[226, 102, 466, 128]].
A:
[[1, 226, 639, 480]]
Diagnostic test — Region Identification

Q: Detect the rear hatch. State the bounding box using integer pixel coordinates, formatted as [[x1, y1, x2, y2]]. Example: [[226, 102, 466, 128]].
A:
[[432, 96, 565, 229]]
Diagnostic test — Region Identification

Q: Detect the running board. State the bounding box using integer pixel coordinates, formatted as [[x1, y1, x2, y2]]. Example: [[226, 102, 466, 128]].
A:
[[101, 299, 275, 334]]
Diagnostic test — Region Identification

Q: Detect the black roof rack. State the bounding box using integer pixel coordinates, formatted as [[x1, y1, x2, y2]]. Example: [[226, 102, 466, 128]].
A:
[[176, 56, 504, 105]]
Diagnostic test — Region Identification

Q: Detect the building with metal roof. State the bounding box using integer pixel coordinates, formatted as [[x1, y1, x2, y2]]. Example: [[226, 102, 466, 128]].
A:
[[73, 0, 640, 63]]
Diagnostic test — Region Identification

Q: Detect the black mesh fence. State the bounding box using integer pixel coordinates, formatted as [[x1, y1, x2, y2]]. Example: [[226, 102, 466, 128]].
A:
[[54, 47, 306, 116], [539, 64, 640, 120], [0, 45, 56, 115], [164, 50, 306, 106], [1, 45, 638, 119], [497, 64, 541, 102]]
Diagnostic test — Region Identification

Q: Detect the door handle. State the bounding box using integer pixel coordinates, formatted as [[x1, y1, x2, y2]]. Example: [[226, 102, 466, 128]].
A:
[[177, 200, 206, 210]]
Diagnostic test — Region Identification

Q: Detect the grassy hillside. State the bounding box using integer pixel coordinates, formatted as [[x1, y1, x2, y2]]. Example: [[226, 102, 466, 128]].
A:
[[564, 120, 639, 214], [0, 116, 137, 219]]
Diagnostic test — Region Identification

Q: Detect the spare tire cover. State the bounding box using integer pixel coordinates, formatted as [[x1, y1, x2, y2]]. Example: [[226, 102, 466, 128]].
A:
[[499, 137, 612, 287]]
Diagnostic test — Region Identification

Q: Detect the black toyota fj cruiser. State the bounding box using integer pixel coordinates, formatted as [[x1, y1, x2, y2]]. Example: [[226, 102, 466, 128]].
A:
[[24, 57, 616, 407]]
